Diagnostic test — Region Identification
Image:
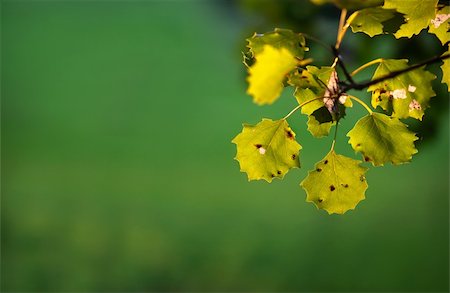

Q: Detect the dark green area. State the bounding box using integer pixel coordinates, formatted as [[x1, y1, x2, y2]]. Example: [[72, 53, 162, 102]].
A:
[[2, 0, 449, 291]]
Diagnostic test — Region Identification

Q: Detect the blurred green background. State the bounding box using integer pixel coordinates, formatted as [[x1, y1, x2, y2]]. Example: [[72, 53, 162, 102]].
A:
[[1, 0, 449, 291]]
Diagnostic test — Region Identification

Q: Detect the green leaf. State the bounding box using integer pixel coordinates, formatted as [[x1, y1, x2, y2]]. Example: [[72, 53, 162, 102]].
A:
[[347, 112, 418, 166], [246, 28, 307, 60], [428, 5, 450, 45], [384, 0, 438, 38], [300, 150, 368, 215], [368, 59, 436, 120], [247, 45, 298, 105], [310, 0, 383, 10], [232, 119, 301, 182], [442, 46, 450, 91], [349, 7, 396, 37]]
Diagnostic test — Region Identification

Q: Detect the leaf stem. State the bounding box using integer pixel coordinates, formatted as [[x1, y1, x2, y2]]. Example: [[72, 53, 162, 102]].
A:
[[283, 97, 323, 120], [349, 96, 373, 115], [351, 58, 384, 76], [335, 9, 348, 50], [330, 121, 339, 151]]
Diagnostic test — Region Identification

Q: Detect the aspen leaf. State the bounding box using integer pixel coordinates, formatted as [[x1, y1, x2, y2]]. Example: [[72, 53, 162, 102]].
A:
[[300, 150, 368, 215], [347, 112, 418, 166], [247, 45, 297, 105], [428, 5, 450, 45], [232, 119, 301, 182], [246, 28, 307, 60], [349, 7, 396, 37], [368, 59, 436, 120], [384, 0, 438, 38]]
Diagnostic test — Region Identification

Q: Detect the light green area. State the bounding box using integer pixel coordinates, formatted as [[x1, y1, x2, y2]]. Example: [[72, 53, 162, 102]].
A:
[[301, 150, 368, 214], [368, 59, 436, 120], [350, 7, 396, 37], [1, 1, 449, 292], [347, 113, 418, 166], [232, 119, 301, 182], [384, 0, 438, 38]]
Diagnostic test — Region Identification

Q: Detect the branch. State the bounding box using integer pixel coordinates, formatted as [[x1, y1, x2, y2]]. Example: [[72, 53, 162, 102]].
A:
[[332, 47, 356, 87], [342, 53, 450, 92]]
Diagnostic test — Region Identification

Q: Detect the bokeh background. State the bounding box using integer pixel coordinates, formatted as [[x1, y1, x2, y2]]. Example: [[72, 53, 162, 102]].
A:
[[2, 0, 449, 291]]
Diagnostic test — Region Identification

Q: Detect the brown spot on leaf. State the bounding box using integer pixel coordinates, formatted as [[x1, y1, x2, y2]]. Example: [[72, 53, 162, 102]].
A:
[[316, 168, 322, 172], [255, 144, 262, 149], [356, 143, 361, 147], [364, 156, 370, 162], [330, 185, 335, 191], [286, 130, 294, 139], [277, 170, 282, 175], [271, 174, 275, 178], [360, 175, 366, 182], [292, 154, 296, 160], [324, 160, 328, 164], [318, 198, 323, 203], [342, 184, 349, 188]]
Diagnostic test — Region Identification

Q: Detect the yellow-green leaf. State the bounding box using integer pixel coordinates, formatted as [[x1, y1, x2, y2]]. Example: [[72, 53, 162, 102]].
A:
[[232, 119, 301, 182], [347, 112, 418, 166], [246, 28, 307, 59], [247, 45, 297, 105], [349, 7, 396, 37], [384, 0, 438, 38], [428, 5, 450, 45], [300, 150, 368, 215], [368, 59, 436, 120]]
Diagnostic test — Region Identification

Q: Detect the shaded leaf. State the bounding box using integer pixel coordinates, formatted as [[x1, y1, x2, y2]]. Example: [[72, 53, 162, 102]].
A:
[[300, 150, 368, 215], [441, 45, 450, 91], [232, 119, 301, 182], [247, 45, 298, 105], [349, 7, 396, 37], [384, 0, 438, 38], [347, 112, 418, 166], [368, 59, 436, 120]]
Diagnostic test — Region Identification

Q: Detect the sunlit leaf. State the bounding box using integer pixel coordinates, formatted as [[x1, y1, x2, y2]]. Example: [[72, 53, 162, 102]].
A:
[[246, 28, 307, 60], [384, 0, 438, 38], [232, 119, 301, 182], [347, 112, 418, 166], [300, 150, 368, 215], [349, 7, 396, 37], [368, 59, 436, 120], [428, 5, 450, 45], [247, 45, 298, 105]]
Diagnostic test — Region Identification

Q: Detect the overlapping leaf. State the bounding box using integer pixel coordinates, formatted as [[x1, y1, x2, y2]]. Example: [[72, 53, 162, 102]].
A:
[[300, 150, 368, 214], [310, 0, 383, 10], [428, 5, 450, 45], [232, 119, 301, 182], [349, 7, 396, 37], [347, 112, 418, 166], [368, 59, 436, 120], [384, 0, 438, 38], [247, 45, 298, 105], [290, 67, 350, 137]]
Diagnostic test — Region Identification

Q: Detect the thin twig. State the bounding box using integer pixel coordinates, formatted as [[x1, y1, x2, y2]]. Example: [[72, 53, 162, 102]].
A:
[[332, 47, 356, 86], [342, 54, 450, 92]]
